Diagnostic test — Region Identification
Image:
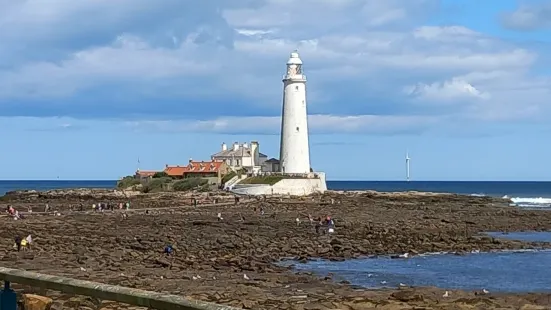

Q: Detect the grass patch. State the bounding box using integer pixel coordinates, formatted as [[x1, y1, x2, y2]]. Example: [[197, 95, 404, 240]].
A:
[[221, 171, 236, 184], [240, 175, 290, 185], [141, 177, 173, 193], [117, 176, 141, 189], [173, 178, 209, 191]]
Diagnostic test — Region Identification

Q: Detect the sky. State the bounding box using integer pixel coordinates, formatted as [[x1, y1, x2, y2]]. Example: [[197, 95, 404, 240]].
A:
[[1, 0, 551, 181]]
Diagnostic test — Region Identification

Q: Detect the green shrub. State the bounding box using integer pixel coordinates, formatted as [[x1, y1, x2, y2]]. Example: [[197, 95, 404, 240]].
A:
[[153, 171, 169, 178], [222, 171, 236, 184], [173, 178, 208, 191], [141, 177, 172, 193], [117, 176, 141, 189]]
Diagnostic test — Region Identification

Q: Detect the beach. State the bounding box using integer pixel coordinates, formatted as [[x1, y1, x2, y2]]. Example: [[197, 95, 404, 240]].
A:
[[2, 189, 551, 309]]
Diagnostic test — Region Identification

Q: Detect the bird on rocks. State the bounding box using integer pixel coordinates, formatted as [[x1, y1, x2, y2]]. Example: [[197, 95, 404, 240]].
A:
[[80, 267, 86, 272], [243, 274, 250, 280], [482, 289, 489, 294], [443, 291, 450, 298], [399, 283, 407, 287]]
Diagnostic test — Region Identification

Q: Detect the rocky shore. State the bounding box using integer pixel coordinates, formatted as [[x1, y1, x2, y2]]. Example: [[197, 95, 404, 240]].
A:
[[3, 189, 551, 309]]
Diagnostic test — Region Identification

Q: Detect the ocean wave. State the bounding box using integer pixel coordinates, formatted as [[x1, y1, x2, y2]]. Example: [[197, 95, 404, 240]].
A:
[[470, 193, 486, 197], [510, 197, 551, 207]]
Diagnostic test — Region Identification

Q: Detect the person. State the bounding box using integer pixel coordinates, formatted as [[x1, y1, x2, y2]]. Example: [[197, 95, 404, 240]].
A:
[[14, 236, 22, 252], [25, 235, 32, 250], [164, 244, 174, 256]]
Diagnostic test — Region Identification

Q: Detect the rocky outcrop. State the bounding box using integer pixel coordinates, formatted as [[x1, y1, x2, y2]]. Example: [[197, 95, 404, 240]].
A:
[[1, 192, 550, 309], [2, 188, 140, 201]]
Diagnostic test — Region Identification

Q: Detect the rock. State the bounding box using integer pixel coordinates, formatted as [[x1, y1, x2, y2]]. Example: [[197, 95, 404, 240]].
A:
[[520, 305, 548, 310], [241, 300, 257, 309], [390, 290, 424, 302], [22, 294, 53, 310]]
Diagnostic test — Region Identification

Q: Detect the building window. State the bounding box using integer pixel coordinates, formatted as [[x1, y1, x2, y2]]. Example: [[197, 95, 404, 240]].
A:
[[236, 159, 240, 166], [296, 127, 299, 132], [295, 85, 299, 91]]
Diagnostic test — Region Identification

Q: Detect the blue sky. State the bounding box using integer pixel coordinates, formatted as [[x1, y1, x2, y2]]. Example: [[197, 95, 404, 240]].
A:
[[1, 0, 551, 181]]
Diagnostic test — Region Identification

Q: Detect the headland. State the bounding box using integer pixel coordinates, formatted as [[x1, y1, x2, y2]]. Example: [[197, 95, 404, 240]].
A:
[[2, 188, 551, 309]]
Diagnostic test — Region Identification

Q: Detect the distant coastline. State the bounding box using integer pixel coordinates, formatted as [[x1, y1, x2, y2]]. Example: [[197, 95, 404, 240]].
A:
[[1, 180, 551, 199]]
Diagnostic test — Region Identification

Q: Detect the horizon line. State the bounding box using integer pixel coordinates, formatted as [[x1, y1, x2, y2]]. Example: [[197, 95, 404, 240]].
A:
[[0, 179, 550, 183]]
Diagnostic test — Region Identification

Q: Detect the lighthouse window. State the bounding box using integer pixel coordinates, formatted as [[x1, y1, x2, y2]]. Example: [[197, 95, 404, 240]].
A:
[[296, 127, 300, 132], [295, 85, 299, 91]]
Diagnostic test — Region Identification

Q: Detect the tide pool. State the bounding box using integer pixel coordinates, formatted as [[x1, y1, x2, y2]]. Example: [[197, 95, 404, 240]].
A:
[[286, 232, 551, 293]]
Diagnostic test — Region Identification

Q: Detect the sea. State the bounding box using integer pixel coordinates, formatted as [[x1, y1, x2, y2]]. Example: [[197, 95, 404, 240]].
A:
[[1, 180, 550, 208], [2, 180, 551, 292]]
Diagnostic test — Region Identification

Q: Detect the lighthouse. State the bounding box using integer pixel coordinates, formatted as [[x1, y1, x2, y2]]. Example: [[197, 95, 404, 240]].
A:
[[279, 51, 311, 174]]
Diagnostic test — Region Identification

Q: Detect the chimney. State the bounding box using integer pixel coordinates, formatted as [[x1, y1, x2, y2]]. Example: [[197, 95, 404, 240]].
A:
[[233, 142, 239, 151], [242, 142, 248, 149], [189, 158, 193, 163], [222, 142, 227, 151], [251, 141, 259, 167]]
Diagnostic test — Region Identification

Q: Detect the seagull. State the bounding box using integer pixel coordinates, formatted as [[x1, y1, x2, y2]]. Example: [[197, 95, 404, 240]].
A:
[[380, 280, 387, 285], [482, 289, 489, 294], [443, 291, 449, 298], [398, 253, 409, 258], [243, 274, 250, 280], [367, 274, 373, 278], [295, 217, 300, 225], [79, 267, 86, 272], [399, 283, 407, 287]]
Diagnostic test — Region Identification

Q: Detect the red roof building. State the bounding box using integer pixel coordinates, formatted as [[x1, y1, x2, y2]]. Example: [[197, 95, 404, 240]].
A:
[[164, 159, 229, 182]]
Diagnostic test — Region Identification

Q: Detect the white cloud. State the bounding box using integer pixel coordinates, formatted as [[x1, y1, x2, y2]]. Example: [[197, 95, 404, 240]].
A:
[[0, 0, 549, 131], [405, 78, 490, 103], [501, 1, 551, 31], [125, 114, 437, 135]]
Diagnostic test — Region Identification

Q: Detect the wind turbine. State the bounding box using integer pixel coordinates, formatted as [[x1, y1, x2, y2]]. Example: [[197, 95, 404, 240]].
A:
[[405, 151, 411, 182]]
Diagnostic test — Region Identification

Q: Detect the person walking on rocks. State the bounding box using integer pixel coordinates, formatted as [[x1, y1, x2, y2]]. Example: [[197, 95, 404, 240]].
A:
[[25, 235, 32, 250], [14, 236, 22, 252], [164, 244, 174, 256]]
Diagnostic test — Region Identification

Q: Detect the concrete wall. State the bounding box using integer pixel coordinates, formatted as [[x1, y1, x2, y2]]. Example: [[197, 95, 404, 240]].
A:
[[272, 177, 326, 196], [231, 184, 273, 195], [0, 267, 238, 310], [231, 173, 327, 196]]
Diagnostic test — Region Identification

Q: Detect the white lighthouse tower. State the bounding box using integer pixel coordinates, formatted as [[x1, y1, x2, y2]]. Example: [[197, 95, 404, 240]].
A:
[[279, 51, 311, 174]]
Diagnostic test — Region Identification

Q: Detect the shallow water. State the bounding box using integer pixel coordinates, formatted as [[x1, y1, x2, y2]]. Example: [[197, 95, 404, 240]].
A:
[[287, 232, 551, 293], [290, 250, 551, 293], [486, 231, 551, 243]]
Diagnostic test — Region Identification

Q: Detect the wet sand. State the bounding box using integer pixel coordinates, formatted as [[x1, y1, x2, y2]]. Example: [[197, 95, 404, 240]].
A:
[[3, 189, 551, 309]]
